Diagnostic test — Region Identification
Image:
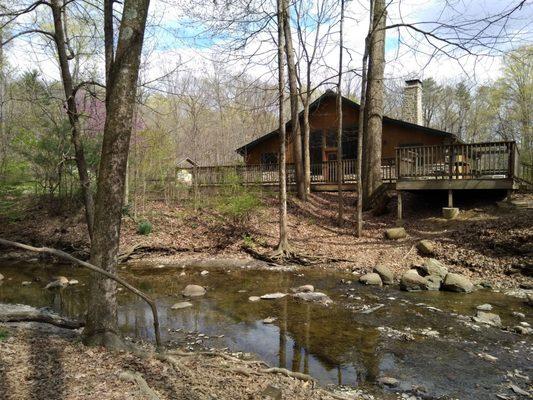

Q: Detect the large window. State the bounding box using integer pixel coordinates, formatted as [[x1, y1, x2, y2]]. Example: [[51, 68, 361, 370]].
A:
[[260, 152, 278, 165], [342, 129, 357, 159], [310, 129, 323, 164]]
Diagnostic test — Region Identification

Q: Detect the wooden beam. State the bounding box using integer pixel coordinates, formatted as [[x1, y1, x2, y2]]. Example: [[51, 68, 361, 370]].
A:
[[397, 190, 403, 222], [448, 189, 453, 208]]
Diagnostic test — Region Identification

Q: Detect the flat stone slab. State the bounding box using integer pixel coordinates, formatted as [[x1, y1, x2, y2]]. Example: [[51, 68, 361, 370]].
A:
[[171, 302, 193, 310], [260, 292, 287, 300], [182, 284, 206, 297]]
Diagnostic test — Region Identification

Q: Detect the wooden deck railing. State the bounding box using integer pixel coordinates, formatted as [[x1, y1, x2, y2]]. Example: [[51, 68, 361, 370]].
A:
[[187, 159, 397, 187], [396, 141, 518, 181]]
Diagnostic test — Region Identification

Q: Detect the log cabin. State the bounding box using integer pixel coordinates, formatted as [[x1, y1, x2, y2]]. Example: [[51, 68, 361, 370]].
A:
[[235, 80, 458, 185], [188, 80, 527, 216]]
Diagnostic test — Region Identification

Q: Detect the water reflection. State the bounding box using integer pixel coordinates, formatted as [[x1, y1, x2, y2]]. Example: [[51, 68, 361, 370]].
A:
[[1, 260, 531, 398]]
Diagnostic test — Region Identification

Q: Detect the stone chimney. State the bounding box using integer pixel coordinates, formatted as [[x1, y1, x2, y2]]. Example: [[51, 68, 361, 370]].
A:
[[402, 79, 423, 125]]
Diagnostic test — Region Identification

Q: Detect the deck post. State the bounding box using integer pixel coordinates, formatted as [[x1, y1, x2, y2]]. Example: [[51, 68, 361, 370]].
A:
[[448, 189, 453, 208], [397, 190, 403, 223]]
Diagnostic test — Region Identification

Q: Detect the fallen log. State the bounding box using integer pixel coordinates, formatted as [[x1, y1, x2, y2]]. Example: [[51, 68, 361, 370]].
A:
[[0, 303, 83, 329]]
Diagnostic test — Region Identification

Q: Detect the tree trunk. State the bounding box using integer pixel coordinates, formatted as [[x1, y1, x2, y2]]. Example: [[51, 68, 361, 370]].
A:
[[362, 0, 386, 207], [277, 0, 289, 253], [336, 0, 345, 225], [355, 1, 375, 237], [282, 0, 305, 201], [84, 0, 151, 349], [50, 0, 95, 240], [302, 95, 311, 194]]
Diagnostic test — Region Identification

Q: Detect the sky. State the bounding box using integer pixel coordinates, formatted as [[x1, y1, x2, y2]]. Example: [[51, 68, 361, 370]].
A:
[[6, 0, 533, 91]]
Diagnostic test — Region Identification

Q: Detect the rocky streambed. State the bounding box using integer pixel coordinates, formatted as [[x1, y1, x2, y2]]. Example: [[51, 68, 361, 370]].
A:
[[0, 259, 532, 399]]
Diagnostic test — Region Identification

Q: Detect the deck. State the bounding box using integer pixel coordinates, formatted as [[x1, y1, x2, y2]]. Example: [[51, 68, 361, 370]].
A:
[[181, 141, 531, 192]]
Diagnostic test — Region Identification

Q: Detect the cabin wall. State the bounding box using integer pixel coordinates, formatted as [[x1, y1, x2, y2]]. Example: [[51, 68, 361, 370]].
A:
[[244, 96, 451, 165]]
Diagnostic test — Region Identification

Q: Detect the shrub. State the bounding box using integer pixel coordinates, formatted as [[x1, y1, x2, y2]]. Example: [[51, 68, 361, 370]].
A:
[[137, 220, 153, 235], [0, 329, 8, 341], [214, 171, 262, 229]]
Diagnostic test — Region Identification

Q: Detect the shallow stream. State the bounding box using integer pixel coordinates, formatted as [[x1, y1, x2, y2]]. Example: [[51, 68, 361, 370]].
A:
[[0, 260, 531, 399]]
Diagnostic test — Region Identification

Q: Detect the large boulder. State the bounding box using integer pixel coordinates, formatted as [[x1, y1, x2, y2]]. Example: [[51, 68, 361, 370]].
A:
[[417, 240, 435, 256], [473, 311, 501, 327], [442, 273, 474, 293], [419, 258, 448, 279], [400, 269, 428, 291], [359, 273, 383, 286], [425, 275, 443, 291], [373, 265, 394, 285], [385, 227, 407, 240], [182, 284, 206, 297]]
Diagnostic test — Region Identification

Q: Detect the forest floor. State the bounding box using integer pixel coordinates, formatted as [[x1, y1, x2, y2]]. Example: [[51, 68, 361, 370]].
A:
[[0, 322, 354, 400], [0, 188, 532, 289]]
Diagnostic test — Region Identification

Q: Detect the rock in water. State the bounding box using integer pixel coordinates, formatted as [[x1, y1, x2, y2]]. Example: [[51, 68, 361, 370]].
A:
[[400, 270, 428, 291], [200, 270, 209, 276], [378, 377, 399, 387], [171, 301, 193, 310], [359, 273, 383, 286], [260, 292, 287, 300], [425, 275, 442, 291], [182, 284, 206, 297], [442, 273, 474, 293], [0, 273, 3, 280], [373, 265, 394, 285], [248, 296, 260, 302], [292, 284, 314, 293], [55, 276, 70, 285], [68, 279, 79, 285], [419, 259, 448, 279], [293, 292, 333, 305], [417, 240, 435, 256], [21, 281, 32, 286], [262, 317, 277, 324], [45, 280, 68, 290], [385, 227, 407, 240], [476, 304, 493, 311], [473, 311, 502, 327]]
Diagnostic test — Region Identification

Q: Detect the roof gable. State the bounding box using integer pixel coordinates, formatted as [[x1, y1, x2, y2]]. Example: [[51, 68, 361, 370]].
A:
[[236, 90, 457, 155]]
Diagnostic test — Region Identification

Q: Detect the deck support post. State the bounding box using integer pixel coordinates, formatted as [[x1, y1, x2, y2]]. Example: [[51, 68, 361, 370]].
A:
[[397, 190, 403, 223], [448, 189, 453, 208]]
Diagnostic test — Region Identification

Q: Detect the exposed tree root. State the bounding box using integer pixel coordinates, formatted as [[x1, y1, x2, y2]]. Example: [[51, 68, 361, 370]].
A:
[[262, 367, 316, 383], [119, 370, 160, 400], [242, 244, 352, 266], [118, 243, 211, 262]]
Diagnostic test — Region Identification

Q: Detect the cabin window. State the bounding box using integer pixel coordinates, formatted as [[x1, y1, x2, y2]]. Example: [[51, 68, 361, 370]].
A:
[[326, 129, 337, 147], [260, 152, 278, 165], [310, 130, 323, 164], [342, 129, 357, 159]]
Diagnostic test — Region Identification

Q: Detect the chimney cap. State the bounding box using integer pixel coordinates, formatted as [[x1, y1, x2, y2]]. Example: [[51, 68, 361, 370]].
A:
[[405, 79, 422, 86]]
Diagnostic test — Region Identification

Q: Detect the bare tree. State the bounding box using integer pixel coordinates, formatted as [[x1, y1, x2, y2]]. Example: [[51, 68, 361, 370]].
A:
[[282, 0, 305, 200], [84, 0, 151, 348], [275, 0, 289, 255], [336, 0, 344, 225], [362, 0, 386, 207], [1, 0, 97, 239]]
